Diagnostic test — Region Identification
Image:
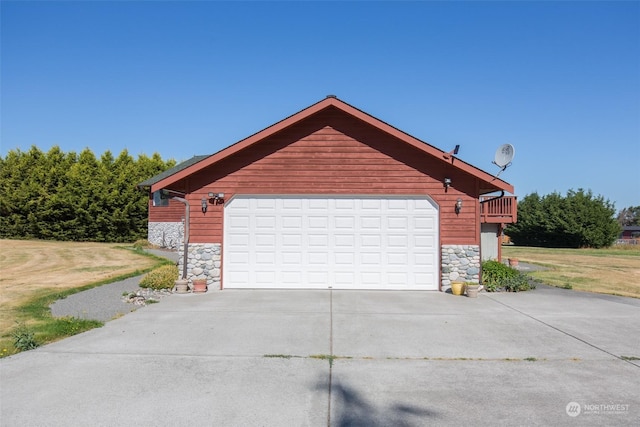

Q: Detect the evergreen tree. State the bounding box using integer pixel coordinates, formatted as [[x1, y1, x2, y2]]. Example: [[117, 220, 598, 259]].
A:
[[506, 189, 621, 248], [0, 145, 175, 242]]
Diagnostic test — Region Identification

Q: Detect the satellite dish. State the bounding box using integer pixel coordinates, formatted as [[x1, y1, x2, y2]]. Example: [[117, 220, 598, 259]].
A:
[[492, 143, 515, 177]]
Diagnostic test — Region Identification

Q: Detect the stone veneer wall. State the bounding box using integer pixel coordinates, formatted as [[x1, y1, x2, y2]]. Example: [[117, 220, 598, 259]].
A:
[[441, 245, 480, 288], [148, 222, 183, 249], [178, 243, 222, 288]]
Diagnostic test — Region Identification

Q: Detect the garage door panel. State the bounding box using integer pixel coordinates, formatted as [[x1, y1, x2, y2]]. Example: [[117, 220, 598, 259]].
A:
[[282, 216, 302, 229], [388, 253, 408, 265], [361, 216, 381, 229], [282, 252, 302, 264], [362, 199, 381, 210], [308, 252, 328, 264], [334, 234, 355, 247], [255, 234, 276, 248], [255, 216, 276, 229], [334, 216, 355, 228], [282, 234, 302, 247], [361, 252, 381, 265], [387, 235, 408, 247], [308, 216, 328, 229], [308, 234, 328, 247], [255, 252, 275, 264], [227, 251, 249, 264], [224, 196, 438, 290], [335, 272, 355, 285], [334, 252, 354, 264], [388, 272, 408, 286], [308, 271, 329, 284], [255, 271, 276, 284], [335, 199, 355, 210]]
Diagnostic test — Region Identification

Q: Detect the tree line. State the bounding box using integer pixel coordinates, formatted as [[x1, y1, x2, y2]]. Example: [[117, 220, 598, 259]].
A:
[[0, 146, 175, 242], [505, 189, 623, 249]]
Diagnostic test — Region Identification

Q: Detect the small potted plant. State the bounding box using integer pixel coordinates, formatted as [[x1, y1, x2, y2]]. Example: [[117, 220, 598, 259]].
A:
[[451, 281, 465, 296], [465, 282, 480, 298], [174, 279, 189, 294], [192, 279, 208, 293]]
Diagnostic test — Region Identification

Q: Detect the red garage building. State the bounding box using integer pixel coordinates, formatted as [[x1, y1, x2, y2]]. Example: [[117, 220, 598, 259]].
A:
[[139, 96, 516, 291]]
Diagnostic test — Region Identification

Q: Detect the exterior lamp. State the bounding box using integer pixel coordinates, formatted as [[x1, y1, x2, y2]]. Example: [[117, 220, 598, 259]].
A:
[[201, 197, 208, 213], [455, 198, 463, 214], [207, 192, 225, 205], [444, 177, 452, 190]]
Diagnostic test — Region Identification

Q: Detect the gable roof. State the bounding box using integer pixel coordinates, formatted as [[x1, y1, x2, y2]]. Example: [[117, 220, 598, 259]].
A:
[[147, 96, 514, 194], [137, 155, 210, 188]]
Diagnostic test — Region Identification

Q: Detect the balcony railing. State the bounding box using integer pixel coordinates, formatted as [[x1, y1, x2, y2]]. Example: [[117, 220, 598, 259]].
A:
[[480, 195, 517, 224]]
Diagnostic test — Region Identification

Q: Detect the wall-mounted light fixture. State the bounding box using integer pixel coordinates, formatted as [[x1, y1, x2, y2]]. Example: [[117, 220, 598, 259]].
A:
[[455, 198, 463, 214], [444, 177, 452, 191], [201, 192, 226, 214], [208, 192, 225, 205]]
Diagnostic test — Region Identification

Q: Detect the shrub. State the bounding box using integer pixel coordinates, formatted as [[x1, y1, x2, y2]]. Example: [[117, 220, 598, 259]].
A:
[[482, 260, 537, 292], [503, 274, 536, 292], [139, 264, 179, 290], [481, 260, 519, 292], [11, 323, 39, 351]]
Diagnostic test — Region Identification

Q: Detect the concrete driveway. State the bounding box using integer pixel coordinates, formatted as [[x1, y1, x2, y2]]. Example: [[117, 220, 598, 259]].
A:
[[1, 286, 639, 426]]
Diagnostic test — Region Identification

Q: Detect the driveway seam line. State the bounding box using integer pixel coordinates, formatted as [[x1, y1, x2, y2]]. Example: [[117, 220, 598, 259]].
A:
[[327, 289, 334, 427], [484, 295, 640, 369]]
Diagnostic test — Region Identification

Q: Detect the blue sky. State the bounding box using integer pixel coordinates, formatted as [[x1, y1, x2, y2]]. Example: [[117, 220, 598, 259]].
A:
[[2, 1, 638, 210]]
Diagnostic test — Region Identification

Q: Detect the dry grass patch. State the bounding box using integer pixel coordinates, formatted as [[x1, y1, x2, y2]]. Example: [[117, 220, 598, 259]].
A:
[[502, 246, 640, 298], [0, 240, 157, 333]]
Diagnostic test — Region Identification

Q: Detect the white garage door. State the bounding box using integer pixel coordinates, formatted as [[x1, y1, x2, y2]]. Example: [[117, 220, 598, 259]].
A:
[[223, 196, 439, 290]]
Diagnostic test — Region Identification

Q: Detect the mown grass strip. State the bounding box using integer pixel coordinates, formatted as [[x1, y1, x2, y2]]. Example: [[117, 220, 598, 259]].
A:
[[1, 247, 173, 358]]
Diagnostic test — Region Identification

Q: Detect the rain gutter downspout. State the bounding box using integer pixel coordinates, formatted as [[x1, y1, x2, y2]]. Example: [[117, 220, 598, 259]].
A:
[[171, 196, 190, 280], [160, 190, 189, 280]]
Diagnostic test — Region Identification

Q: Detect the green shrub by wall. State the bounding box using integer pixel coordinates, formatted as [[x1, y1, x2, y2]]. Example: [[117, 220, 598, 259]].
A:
[[482, 260, 536, 292], [139, 265, 179, 290]]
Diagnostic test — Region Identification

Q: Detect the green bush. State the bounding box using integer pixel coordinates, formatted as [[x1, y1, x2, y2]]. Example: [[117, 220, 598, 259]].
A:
[[503, 274, 536, 292], [139, 264, 179, 290], [482, 260, 518, 292], [482, 260, 536, 292], [482, 260, 537, 292], [11, 323, 39, 351]]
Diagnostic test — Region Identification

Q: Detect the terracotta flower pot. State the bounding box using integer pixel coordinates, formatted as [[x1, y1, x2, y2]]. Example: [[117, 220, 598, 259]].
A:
[[192, 279, 208, 293], [508, 258, 519, 267]]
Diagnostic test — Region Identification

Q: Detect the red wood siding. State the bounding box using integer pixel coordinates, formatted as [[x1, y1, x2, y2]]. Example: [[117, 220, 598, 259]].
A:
[[148, 197, 185, 222], [183, 109, 482, 245]]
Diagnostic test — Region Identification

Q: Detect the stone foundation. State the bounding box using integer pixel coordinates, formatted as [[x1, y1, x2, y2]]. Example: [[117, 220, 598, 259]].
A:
[[178, 243, 222, 289], [148, 222, 183, 249], [441, 244, 480, 288]]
